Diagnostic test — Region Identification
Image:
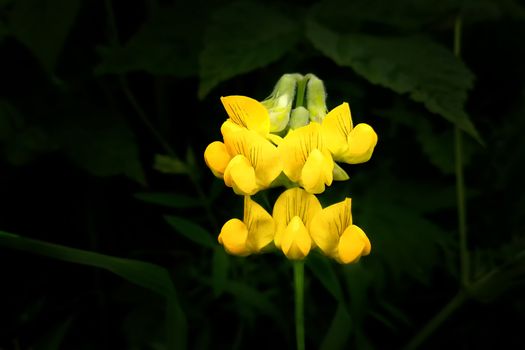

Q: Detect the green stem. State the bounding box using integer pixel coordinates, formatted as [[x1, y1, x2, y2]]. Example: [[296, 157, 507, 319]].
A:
[[453, 16, 470, 288], [403, 291, 467, 350], [294, 261, 305, 350]]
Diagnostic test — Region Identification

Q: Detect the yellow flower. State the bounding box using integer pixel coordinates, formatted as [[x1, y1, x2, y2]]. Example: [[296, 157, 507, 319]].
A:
[[221, 95, 283, 145], [310, 198, 371, 264], [321, 102, 378, 164], [219, 196, 275, 256], [273, 188, 322, 260], [204, 125, 282, 195], [278, 123, 334, 194]]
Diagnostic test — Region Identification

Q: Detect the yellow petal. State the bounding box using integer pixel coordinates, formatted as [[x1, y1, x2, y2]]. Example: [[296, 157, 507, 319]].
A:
[[337, 225, 367, 264], [221, 95, 270, 136], [353, 224, 371, 256], [273, 188, 322, 248], [310, 198, 352, 256], [224, 155, 258, 195], [244, 196, 275, 252], [321, 102, 353, 157], [279, 123, 326, 183], [301, 149, 330, 193], [218, 219, 250, 256], [204, 141, 232, 177], [251, 133, 282, 188], [280, 216, 311, 260], [341, 123, 378, 164]]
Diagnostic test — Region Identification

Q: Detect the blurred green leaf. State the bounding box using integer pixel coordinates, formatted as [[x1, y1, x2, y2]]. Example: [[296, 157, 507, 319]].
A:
[[0, 230, 187, 350], [224, 281, 284, 325], [377, 101, 476, 174], [355, 178, 454, 285], [306, 252, 345, 303], [52, 109, 145, 185], [212, 247, 230, 297], [164, 215, 215, 248], [320, 303, 352, 350], [32, 317, 73, 350], [306, 20, 481, 142], [8, 0, 81, 73], [96, 3, 204, 77], [198, 1, 300, 98], [154, 154, 188, 175], [135, 192, 202, 209]]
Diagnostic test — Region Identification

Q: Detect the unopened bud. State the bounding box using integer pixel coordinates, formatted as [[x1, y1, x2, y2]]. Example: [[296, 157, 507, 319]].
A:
[[305, 74, 327, 123], [261, 73, 303, 132], [288, 106, 310, 130]]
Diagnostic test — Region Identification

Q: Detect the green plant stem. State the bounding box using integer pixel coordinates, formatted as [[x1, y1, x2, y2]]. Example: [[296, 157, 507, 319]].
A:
[[453, 16, 470, 288], [294, 261, 305, 350], [403, 291, 467, 350]]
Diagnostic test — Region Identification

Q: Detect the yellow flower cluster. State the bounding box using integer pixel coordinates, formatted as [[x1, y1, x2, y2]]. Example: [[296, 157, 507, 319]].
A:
[[204, 80, 377, 263]]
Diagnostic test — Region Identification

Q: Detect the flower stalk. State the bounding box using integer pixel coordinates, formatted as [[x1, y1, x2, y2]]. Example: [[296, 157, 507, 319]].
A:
[[294, 261, 305, 350]]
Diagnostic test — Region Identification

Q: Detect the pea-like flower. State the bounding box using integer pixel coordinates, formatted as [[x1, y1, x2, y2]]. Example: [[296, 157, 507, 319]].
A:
[[321, 102, 378, 164], [278, 123, 334, 194], [218, 196, 275, 256], [310, 198, 371, 264], [273, 188, 322, 260], [204, 124, 282, 195], [221, 95, 283, 145]]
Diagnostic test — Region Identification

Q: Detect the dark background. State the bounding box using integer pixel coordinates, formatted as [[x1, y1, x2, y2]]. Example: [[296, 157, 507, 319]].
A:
[[1, 0, 524, 349]]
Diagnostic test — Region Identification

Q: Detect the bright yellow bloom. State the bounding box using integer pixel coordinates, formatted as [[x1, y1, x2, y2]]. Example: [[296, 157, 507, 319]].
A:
[[273, 188, 322, 260], [278, 123, 334, 194], [204, 125, 282, 195], [221, 95, 283, 145], [310, 198, 371, 264], [219, 196, 275, 256], [321, 102, 378, 164]]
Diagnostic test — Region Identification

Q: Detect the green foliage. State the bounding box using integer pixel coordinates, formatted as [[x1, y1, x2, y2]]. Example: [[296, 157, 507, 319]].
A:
[[306, 20, 481, 141], [135, 192, 203, 209], [96, 3, 203, 77], [8, 0, 81, 74], [0, 231, 186, 349], [198, 1, 300, 98], [164, 215, 215, 248]]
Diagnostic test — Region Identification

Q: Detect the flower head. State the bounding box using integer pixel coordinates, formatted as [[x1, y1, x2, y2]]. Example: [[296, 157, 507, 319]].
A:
[[310, 198, 371, 264], [321, 102, 378, 164], [273, 188, 322, 260], [218, 196, 275, 256]]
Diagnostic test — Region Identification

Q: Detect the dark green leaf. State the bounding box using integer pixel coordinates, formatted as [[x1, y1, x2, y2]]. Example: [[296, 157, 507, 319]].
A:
[[306, 252, 345, 302], [154, 154, 188, 175], [164, 215, 215, 248], [32, 318, 73, 350], [96, 3, 204, 77], [9, 0, 81, 73], [212, 247, 229, 297], [52, 109, 145, 185], [224, 281, 284, 325], [320, 303, 352, 350], [377, 100, 477, 174], [135, 192, 202, 209], [199, 1, 300, 98], [306, 20, 481, 142], [0, 230, 187, 350]]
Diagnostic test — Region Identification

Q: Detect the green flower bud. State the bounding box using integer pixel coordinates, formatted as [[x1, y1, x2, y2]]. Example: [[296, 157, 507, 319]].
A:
[[305, 74, 327, 123], [289, 106, 310, 130], [261, 73, 303, 133]]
